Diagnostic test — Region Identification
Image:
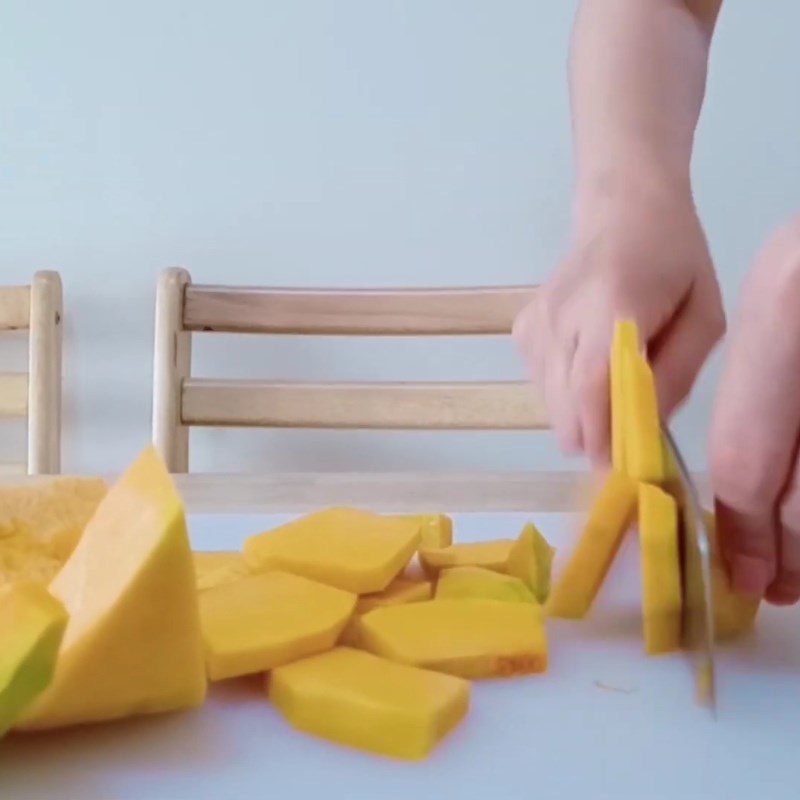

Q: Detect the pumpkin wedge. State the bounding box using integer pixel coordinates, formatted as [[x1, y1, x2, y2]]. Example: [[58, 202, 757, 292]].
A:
[[270, 647, 470, 760]]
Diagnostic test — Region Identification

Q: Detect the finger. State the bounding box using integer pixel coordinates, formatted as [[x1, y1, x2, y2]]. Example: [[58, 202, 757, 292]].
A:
[[710, 228, 800, 596], [514, 293, 582, 453], [570, 322, 613, 468], [770, 450, 800, 605], [649, 271, 726, 418], [713, 503, 776, 596], [544, 322, 583, 455], [512, 297, 537, 360], [513, 295, 547, 388]]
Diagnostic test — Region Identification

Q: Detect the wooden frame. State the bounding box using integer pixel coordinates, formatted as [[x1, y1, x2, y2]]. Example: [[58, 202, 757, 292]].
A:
[[0, 271, 63, 474], [153, 268, 541, 472]]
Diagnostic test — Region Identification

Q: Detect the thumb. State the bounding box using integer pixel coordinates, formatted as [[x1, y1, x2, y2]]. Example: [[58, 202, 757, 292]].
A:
[[648, 276, 726, 417]]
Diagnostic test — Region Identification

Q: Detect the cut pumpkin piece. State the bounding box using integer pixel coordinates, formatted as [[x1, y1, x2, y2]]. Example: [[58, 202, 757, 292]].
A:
[[193, 551, 249, 592], [0, 582, 68, 737], [393, 514, 453, 549], [244, 508, 420, 594], [625, 347, 664, 483], [357, 577, 432, 614], [0, 477, 107, 559], [418, 540, 515, 577], [0, 536, 62, 589], [200, 571, 356, 680], [0, 478, 108, 588], [546, 471, 637, 619], [270, 647, 470, 760], [18, 447, 207, 731], [639, 483, 681, 655], [704, 512, 759, 640], [506, 523, 554, 603], [341, 579, 432, 647], [436, 566, 536, 604], [359, 599, 547, 679], [611, 320, 639, 472]]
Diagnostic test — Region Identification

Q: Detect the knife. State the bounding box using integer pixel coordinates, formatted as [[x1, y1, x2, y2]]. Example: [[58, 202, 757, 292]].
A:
[[661, 427, 717, 714]]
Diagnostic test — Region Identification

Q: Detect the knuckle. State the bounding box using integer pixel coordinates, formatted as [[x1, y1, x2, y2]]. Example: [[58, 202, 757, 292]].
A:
[[511, 311, 529, 345], [779, 497, 800, 534], [552, 414, 582, 455], [512, 298, 539, 344], [705, 304, 727, 343], [557, 431, 582, 456], [544, 297, 572, 340], [711, 442, 783, 512], [529, 287, 560, 335]]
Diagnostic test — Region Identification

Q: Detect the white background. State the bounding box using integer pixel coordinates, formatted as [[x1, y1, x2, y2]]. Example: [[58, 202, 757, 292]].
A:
[[2, 0, 799, 474]]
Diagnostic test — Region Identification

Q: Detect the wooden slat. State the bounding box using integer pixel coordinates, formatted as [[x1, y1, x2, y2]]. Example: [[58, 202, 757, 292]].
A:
[[183, 285, 536, 335], [0, 286, 31, 331], [0, 373, 28, 417], [171, 471, 592, 512], [182, 379, 548, 430]]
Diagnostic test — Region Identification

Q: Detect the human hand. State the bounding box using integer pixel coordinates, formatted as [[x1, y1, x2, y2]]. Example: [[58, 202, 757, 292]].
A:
[[514, 186, 725, 465], [711, 217, 800, 604]]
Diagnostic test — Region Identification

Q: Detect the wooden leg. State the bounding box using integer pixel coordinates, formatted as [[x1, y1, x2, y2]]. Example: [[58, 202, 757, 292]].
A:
[[27, 271, 62, 475], [153, 267, 192, 472]]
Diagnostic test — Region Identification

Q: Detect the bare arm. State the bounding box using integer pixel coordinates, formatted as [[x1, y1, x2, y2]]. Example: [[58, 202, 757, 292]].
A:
[[571, 0, 723, 221], [515, 0, 725, 461]]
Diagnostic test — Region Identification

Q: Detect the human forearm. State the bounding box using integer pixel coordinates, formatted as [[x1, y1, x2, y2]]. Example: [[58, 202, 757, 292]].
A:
[[570, 0, 722, 216], [514, 0, 726, 463]]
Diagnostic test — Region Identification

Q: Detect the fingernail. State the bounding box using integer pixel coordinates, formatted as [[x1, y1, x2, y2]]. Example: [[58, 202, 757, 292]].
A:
[[765, 573, 800, 606], [765, 588, 799, 607], [731, 555, 771, 595]]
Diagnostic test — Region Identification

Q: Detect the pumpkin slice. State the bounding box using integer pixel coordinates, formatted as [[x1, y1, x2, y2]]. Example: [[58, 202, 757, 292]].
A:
[[546, 471, 637, 619], [0, 582, 68, 737], [639, 483, 681, 655], [340, 579, 431, 647], [244, 508, 420, 594], [506, 522, 554, 603], [611, 320, 639, 472], [359, 599, 547, 679], [201, 571, 356, 680], [193, 551, 249, 592], [18, 447, 207, 731], [357, 577, 432, 614], [270, 647, 470, 760], [625, 348, 664, 483], [418, 540, 514, 577], [436, 566, 536, 604], [393, 514, 453, 549]]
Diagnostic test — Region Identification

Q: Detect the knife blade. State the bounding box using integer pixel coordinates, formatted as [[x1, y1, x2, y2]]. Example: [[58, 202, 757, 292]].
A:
[[661, 427, 717, 714]]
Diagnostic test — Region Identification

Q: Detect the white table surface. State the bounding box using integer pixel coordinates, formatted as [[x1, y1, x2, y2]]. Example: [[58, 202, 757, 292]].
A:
[[2, 511, 798, 800]]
